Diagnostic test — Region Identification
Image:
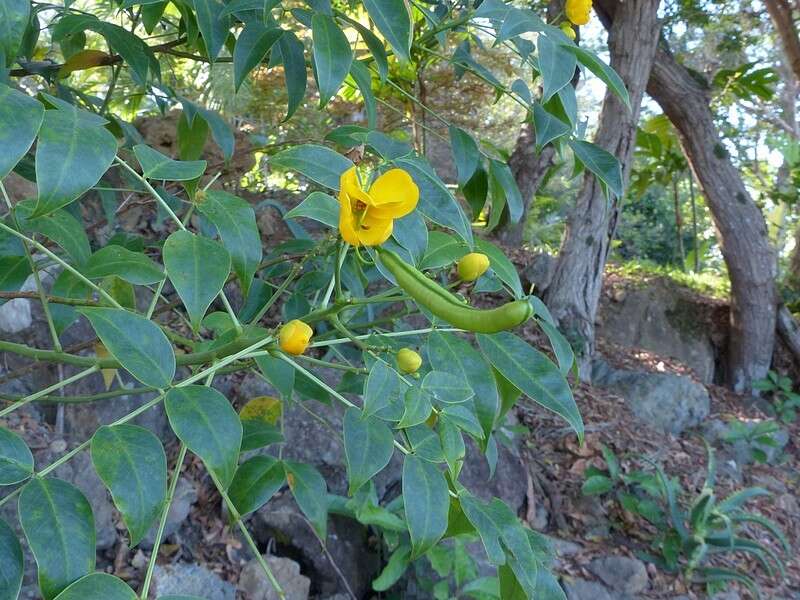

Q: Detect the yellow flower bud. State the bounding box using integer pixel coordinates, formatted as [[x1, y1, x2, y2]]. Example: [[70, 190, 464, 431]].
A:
[[565, 0, 591, 25], [457, 253, 490, 282], [279, 319, 313, 355], [560, 22, 577, 40], [397, 348, 422, 374]]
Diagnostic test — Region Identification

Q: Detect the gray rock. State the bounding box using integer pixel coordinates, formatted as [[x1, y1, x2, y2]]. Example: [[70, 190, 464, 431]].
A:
[[562, 577, 614, 600], [587, 555, 649, 595], [592, 365, 710, 434], [238, 555, 310, 600], [597, 280, 717, 383], [142, 477, 197, 548], [152, 563, 236, 600], [521, 253, 556, 293], [0, 297, 32, 333]]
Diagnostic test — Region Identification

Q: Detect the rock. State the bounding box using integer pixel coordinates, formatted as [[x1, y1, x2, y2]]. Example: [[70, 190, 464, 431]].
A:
[[592, 365, 710, 434], [587, 555, 649, 595], [0, 297, 32, 333], [141, 476, 198, 548], [152, 563, 236, 600], [562, 577, 613, 600], [238, 555, 310, 600], [597, 279, 719, 383], [521, 253, 556, 293]]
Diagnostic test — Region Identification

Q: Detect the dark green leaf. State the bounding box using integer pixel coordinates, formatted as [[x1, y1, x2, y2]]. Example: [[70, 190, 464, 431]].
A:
[[0, 256, 31, 303], [34, 106, 117, 216], [343, 407, 395, 494], [477, 332, 583, 442], [15, 200, 91, 266], [197, 190, 262, 296], [90, 425, 167, 547], [77, 307, 175, 388], [83, 245, 164, 285], [19, 478, 95, 600], [562, 44, 630, 109], [402, 454, 448, 557], [311, 14, 353, 106], [474, 239, 523, 298], [488, 159, 522, 224], [194, 0, 230, 60], [229, 455, 285, 515], [363, 360, 403, 419], [285, 191, 339, 228], [270, 144, 353, 190], [255, 353, 295, 400], [569, 140, 623, 198], [165, 385, 242, 489], [538, 34, 576, 102], [422, 371, 473, 405], [449, 126, 480, 186], [0, 0, 30, 67], [372, 545, 411, 591], [581, 475, 613, 495], [234, 23, 282, 91], [0, 518, 23, 600], [406, 424, 444, 462], [177, 111, 208, 161], [240, 420, 283, 451], [349, 19, 388, 81], [133, 145, 206, 181], [363, 0, 411, 62], [0, 426, 33, 485], [537, 318, 574, 375], [0, 84, 43, 178], [349, 59, 377, 128], [532, 103, 570, 149], [163, 230, 231, 330], [52, 573, 136, 600], [397, 387, 433, 428], [440, 405, 484, 440], [438, 416, 465, 476], [51, 270, 91, 335], [277, 30, 307, 120], [284, 460, 328, 538]]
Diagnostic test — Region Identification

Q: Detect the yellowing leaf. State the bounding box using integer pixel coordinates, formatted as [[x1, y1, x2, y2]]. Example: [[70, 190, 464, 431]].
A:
[[95, 343, 117, 391], [239, 396, 282, 425], [59, 50, 110, 77]]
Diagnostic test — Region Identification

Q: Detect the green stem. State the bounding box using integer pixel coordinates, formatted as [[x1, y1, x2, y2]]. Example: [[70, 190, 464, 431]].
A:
[[139, 443, 188, 600], [249, 265, 300, 325], [0, 365, 99, 418], [146, 279, 167, 319], [295, 354, 367, 374]]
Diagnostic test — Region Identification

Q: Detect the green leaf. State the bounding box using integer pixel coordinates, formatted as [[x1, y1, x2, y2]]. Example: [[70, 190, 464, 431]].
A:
[[0, 84, 43, 178], [240, 420, 283, 451], [438, 416, 465, 476], [477, 332, 583, 442], [15, 200, 91, 266], [569, 140, 623, 198], [394, 157, 473, 246], [229, 455, 285, 515], [52, 573, 137, 600], [474, 239, 523, 299], [133, 144, 206, 181], [538, 34, 577, 103], [372, 545, 411, 591], [343, 407, 395, 494], [363, 360, 403, 419], [165, 385, 242, 490], [0, 256, 31, 302], [196, 190, 262, 296], [581, 475, 613, 495], [532, 103, 570, 149], [402, 454, 449, 558], [51, 270, 91, 335], [363, 0, 411, 62], [0, 518, 23, 600], [562, 44, 630, 109], [488, 159, 523, 224], [77, 307, 175, 388], [90, 425, 167, 547], [163, 230, 231, 330], [0, 427, 33, 485], [422, 371, 474, 405], [270, 144, 353, 190], [19, 478, 95, 600], [34, 107, 116, 216], [449, 126, 480, 186], [177, 111, 208, 161], [83, 245, 164, 285], [234, 23, 282, 91], [193, 0, 230, 60], [277, 30, 307, 120], [311, 14, 353, 106], [0, 0, 29, 67], [397, 387, 433, 428], [284, 460, 328, 538], [285, 191, 339, 228], [537, 318, 574, 375], [349, 59, 377, 128], [348, 19, 388, 81], [255, 354, 295, 400]]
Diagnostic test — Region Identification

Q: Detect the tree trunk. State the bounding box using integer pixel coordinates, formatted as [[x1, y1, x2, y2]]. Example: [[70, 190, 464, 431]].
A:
[[672, 177, 685, 268], [645, 43, 778, 391], [689, 174, 700, 271], [543, 0, 661, 377], [765, 0, 800, 83]]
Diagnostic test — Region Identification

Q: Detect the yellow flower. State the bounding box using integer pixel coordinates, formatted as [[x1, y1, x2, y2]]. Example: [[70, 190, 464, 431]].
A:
[[565, 0, 591, 25], [338, 167, 419, 246], [560, 22, 577, 40], [397, 348, 422, 374], [457, 253, 490, 282], [279, 320, 313, 355]]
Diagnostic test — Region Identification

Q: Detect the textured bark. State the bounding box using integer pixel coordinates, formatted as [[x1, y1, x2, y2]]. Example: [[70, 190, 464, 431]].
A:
[[777, 305, 800, 364], [765, 0, 800, 83], [645, 45, 778, 391], [543, 0, 661, 378]]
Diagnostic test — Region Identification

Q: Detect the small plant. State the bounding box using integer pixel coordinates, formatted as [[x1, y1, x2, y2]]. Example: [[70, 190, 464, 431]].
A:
[[720, 419, 786, 464], [583, 444, 789, 597], [754, 370, 800, 423]]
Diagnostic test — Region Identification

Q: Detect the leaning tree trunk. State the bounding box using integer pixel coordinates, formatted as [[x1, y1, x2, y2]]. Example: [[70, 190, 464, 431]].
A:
[[644, 44, 778, 391], [543, 0, 661, 378]]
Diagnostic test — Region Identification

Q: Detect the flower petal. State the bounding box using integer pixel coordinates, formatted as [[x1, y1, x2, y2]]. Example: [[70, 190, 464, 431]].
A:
[[338, 190, 361, 245], [357, 215, 393, 246], [340, 166, 372, 205], [368, 169, 419, 218]]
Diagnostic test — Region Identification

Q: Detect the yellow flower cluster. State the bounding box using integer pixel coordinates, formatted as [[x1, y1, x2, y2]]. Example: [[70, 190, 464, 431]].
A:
[[337, 167, 419, 246], [566, 0, 592, 25]]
